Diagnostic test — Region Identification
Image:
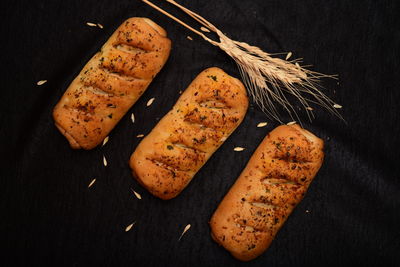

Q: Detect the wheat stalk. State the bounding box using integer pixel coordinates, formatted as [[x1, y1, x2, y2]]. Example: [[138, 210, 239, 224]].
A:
[[142, 0, 342, 123]]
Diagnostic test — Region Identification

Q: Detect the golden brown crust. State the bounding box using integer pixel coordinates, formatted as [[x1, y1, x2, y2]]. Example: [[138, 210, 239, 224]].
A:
[[53, 17, 171, 149], [210, 124, 324, 261], [129, 67, 249, 200]]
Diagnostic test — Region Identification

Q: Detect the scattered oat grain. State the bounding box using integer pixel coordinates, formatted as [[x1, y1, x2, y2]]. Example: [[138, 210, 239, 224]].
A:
[[146, 97, 155, 106], [285, 52, 292, 60], [257, 122, 268, 128], [97, 23, 103, 29], [295, 62, 300, 68], [178, 224, 191, 241], [103, 155, 107, 166], [88, 178, 96, 188], [125, 221, 136, 232], [86, 22, 97, 27], [37, 80, 47, 86], [187, 36, 193, 41], [306, 107, 313, 111], [102, 136, 109, 146], [333, 104, 342, 109], [234, 147, 245, 152], [136, 134, 144, 138], [131, 188, 142, 200], [131, 113, 135, 123], [286, 121, 296, 125]]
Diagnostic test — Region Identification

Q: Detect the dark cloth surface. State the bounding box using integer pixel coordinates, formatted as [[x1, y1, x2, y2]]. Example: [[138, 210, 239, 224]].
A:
[[1, 0, 399, 266]]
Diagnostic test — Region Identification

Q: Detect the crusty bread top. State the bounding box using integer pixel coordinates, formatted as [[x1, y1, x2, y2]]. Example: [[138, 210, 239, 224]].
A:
[[210, 124, 324, 261], [130, 67, 249, 199], [53, 17, 171, 149], [141, 17, 167, 36]]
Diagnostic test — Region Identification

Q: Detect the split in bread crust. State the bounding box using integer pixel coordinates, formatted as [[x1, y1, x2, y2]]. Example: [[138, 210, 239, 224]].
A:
[[130, 67, 249, 200], [53, 17, 171, 149], [210, 124, 324, 261]]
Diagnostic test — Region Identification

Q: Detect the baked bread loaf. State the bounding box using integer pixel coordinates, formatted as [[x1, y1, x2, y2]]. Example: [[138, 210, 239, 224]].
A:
[[53, 17, 171, 149], [129, 67, 249, 200], [210, 124, 324, 261]]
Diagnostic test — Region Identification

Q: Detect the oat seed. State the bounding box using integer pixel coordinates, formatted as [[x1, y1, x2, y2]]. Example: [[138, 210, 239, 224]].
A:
[[131, 113, 135, 123], [97, 23, 103, 29], [125, 222, 136, 232], [187, 36, 193, 41], [286, 121, 296, 125], [285, 52, 292, 60], [234, 147, 245, 151], [146, 97, 155, 106], [306, 107, 313, 111], [102, 136, 109, 146], [88, 178, 96, 188], [131, 188, 142, 200], [178, 224, 191, 241], [103, 155, 107, 166], [257, 122, 268, 128], [333, 104, 342, 109], [86, 22, 97, 27], [37, 80, 47, 86], [136, 134, 144, 138]]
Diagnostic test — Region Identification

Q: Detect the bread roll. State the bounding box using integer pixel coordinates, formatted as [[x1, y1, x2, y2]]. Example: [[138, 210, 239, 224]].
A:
[[53, 17, 171, 149], [129, 67, 249, 200], [210, 124, 324, 261]]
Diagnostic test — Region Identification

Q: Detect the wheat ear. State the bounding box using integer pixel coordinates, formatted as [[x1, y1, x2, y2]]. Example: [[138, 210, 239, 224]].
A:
[[142, 0, 343, 123]]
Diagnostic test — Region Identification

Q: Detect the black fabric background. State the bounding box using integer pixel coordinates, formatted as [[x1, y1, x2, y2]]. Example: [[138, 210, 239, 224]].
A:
[[1, 0, 399, 266]]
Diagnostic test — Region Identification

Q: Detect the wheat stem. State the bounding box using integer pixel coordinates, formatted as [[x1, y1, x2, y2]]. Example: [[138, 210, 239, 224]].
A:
[[165, 0, 218, 32], [142, 0, 217, 45]]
